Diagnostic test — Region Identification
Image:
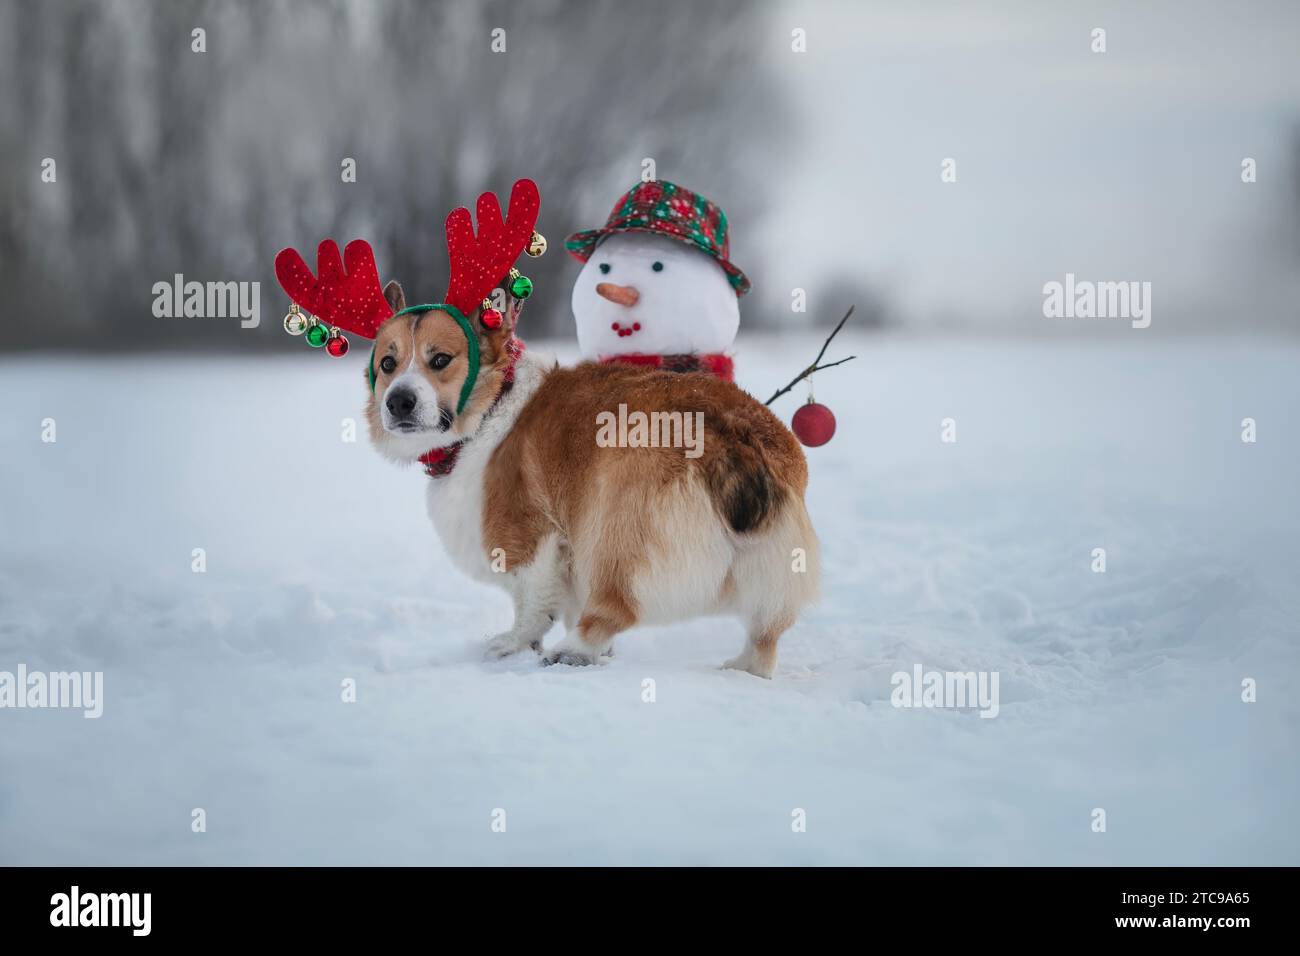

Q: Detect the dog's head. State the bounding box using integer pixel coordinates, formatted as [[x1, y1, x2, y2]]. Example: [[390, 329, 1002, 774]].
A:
[[272, 179, 541, 465], [365, 279, 523, 463]]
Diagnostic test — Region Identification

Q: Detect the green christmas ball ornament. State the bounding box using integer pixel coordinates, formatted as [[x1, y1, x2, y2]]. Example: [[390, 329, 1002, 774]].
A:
[[510, 274, 534, 299], [305, 322, 330, 348]]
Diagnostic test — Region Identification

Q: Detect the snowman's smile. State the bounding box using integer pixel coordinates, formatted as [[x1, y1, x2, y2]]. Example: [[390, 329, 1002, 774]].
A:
[[611, 320, 642, 339]]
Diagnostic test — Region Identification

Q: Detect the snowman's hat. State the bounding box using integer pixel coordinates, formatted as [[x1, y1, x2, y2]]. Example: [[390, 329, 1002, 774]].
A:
[[565, 180, 750, 296]]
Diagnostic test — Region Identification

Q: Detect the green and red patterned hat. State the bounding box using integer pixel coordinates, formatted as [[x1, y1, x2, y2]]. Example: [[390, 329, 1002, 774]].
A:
[[565, 180, 750, 296]]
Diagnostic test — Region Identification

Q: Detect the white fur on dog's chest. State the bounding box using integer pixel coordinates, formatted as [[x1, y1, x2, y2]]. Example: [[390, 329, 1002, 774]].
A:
[[424, 352, 551, 585], [426, 446, 493, 582]]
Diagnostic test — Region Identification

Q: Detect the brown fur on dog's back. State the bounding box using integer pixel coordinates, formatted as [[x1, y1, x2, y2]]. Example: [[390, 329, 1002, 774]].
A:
[[482, 362, 808, 567]]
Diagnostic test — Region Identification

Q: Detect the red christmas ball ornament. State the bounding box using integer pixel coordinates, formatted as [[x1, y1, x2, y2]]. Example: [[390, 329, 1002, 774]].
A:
[[481, 308, 503, 330], [792, 400, 836, 447], [325, 332, 350, 357]]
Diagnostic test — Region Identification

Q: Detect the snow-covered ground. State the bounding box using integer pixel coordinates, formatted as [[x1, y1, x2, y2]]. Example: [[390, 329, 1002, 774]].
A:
[[1, 335, 1297, 865]]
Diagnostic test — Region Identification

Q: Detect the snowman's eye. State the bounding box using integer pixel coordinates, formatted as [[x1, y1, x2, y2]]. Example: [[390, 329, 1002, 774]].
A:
[[599, 263, 611, 274], [652, 261, 664, 272]]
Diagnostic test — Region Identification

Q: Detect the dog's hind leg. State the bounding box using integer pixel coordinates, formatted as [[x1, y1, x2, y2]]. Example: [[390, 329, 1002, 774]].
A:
[[547, 595, 615, 658], [721, 499, 819, 679], [542, 589, 635, 667], [542, 474, 644, 667], [723, 612, 794, 680], [484, 535, 568, 659]]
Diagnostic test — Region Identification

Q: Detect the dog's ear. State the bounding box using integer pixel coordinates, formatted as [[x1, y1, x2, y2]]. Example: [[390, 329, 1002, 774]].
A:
[[483, 283, 522, 335], [474, 286, 516, 335], [503, 284, 525, 332], [383, 279, 407, 314], [473, 286, 518, 363]]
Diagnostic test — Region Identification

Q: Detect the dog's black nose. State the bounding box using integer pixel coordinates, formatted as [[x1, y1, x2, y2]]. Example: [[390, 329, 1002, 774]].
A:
[[386, 388, 417, 418]]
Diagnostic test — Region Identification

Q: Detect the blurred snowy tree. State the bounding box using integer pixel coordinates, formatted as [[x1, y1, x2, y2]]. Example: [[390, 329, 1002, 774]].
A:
[[0, 0, 794, 350]]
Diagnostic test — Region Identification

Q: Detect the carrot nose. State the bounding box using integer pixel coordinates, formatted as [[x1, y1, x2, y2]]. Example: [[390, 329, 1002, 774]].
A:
[[596, 282, 640, 307]]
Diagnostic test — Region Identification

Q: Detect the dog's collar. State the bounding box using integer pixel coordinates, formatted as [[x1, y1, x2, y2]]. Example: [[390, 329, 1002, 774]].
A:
[[418, 443, 463, 479], [599, 352, 734, 382], [419, 338, 525, 480]]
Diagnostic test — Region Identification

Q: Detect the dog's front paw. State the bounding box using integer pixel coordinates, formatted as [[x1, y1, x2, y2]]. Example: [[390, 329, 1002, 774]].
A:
[[484, 632, 539, 660]]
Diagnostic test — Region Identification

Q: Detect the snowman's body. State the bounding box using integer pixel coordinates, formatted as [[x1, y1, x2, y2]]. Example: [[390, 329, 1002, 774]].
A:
[[571, 232, 739, 363]]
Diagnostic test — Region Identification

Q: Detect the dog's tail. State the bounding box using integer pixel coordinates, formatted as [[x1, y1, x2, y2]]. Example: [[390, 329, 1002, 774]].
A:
[[702, 409, 807, 535]]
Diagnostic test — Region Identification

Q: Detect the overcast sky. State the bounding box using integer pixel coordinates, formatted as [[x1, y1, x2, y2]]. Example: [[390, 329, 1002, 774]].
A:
[[760, 0, 1300, 334]]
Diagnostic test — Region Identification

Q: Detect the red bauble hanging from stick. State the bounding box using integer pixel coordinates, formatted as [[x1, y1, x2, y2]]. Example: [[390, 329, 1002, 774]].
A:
[[764, 306, 855, 447], [792, 400, 836, 447]]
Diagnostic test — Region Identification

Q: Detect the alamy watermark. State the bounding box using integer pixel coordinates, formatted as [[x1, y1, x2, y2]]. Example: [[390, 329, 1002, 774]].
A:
[[596, 404, 704, 459], [0, 664, 103, 718], [50, 886, 150, 936], [1042, 272, 1151, 329], [152, 274, 261, 328], [891, 664, 1000, 719]]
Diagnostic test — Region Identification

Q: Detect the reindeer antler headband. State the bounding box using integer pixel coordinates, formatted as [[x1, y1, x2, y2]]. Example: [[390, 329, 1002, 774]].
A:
[[273, 178, 545, 412]]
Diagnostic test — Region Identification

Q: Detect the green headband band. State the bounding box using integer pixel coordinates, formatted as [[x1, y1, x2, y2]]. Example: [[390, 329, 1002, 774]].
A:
[[369, 303, 480, 415]]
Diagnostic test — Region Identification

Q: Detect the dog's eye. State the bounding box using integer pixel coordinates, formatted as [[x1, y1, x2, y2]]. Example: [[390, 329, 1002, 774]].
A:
[[379, 355, 397, 375], [652, 261, 664, 272], [430, 353, 452, 371], [598, 263, 611, 274]]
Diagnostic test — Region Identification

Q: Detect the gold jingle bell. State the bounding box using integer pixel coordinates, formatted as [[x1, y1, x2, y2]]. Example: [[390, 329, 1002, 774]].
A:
[[525, 231, 547, 257]]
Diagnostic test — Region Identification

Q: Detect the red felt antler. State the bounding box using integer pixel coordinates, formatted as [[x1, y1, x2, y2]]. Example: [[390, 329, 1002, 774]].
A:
[[443, 179, 540, 316], [274, 239, 393, 340]]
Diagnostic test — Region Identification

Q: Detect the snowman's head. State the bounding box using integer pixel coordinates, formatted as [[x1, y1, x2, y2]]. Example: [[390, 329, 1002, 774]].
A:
[[572, 232, 740, 360]]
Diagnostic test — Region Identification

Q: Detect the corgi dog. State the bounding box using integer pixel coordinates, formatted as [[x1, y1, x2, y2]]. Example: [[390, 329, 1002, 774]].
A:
[[364, 279, 819, 677]]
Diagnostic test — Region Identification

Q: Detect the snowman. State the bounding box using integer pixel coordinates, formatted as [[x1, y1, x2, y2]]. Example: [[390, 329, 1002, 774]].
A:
[[565, 180, 750, 380]]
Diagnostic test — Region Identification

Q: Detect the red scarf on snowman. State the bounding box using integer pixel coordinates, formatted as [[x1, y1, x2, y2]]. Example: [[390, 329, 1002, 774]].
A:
[[601, 351, 734, 382]]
